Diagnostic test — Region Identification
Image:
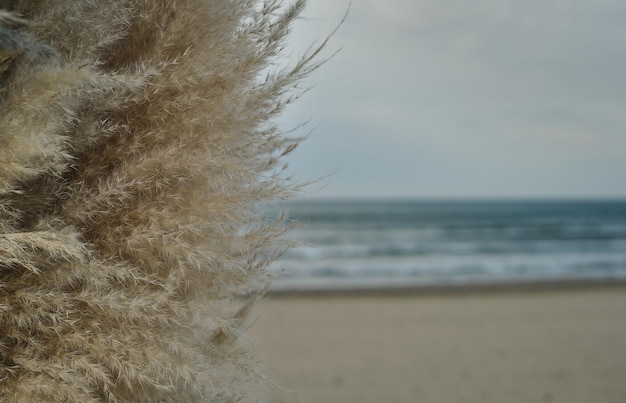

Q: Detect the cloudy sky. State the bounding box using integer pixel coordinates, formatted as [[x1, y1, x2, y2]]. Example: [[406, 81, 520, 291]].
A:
[[277, 0, 626, 199]]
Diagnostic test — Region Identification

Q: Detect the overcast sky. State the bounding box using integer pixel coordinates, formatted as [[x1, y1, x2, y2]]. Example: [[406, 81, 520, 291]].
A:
[[276, 0, 626, 200]]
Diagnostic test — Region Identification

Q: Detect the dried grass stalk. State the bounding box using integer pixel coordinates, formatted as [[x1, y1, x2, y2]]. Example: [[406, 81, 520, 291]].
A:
[[0, 1, 319, 401]]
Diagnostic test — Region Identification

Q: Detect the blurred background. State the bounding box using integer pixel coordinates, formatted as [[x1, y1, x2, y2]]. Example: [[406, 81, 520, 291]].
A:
[[250, 1, 626, 402], [267, 0, 626, 292]]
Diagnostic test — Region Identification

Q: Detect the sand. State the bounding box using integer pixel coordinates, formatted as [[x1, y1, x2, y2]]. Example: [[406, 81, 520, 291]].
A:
[[248, 285, 626, 403]]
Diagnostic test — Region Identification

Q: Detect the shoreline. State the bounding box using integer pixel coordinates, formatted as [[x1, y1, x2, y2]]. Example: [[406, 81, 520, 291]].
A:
[[267, 276, 626, 297]]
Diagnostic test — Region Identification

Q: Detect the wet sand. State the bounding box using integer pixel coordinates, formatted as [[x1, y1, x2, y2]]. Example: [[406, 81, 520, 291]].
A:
[[248, 284, 626, 403]]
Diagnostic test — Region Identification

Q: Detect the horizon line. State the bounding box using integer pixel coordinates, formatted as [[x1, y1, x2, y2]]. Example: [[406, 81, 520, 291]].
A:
[[287, 195, 626, 203]]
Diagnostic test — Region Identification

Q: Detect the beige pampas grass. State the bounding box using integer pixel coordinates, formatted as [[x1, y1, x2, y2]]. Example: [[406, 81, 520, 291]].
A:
[[0, 1, 323, 401]]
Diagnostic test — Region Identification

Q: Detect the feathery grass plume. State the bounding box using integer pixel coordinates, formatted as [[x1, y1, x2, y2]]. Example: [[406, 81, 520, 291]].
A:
[[0, 1, 323, 401]]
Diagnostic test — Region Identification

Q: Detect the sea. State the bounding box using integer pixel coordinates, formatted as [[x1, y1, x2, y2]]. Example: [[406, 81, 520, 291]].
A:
[[269, 199, 626, 291]]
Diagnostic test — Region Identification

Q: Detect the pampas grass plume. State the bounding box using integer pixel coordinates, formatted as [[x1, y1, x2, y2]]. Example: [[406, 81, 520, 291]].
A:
[[0, 1, 324, 401]]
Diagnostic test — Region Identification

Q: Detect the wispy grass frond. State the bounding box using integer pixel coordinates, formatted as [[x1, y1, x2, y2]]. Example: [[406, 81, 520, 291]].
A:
[[0, 1, 323, 401]]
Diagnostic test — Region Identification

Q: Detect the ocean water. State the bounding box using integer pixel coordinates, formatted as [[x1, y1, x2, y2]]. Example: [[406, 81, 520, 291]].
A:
[[270, 199, 626, 290]]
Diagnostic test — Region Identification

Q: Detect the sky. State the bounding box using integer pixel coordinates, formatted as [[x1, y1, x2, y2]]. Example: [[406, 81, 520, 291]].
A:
[[276, 0, 626, 200]]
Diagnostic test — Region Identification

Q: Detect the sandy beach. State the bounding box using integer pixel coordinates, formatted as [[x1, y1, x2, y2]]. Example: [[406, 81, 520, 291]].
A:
[[248, 284, 626, 403]]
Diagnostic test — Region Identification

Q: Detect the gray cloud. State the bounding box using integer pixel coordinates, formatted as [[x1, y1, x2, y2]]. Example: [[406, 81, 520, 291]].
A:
[[279, 0, 626, 198]]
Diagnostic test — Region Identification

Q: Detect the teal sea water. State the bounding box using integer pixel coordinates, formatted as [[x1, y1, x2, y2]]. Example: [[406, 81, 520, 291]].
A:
[[270, 200, 626, 290]]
